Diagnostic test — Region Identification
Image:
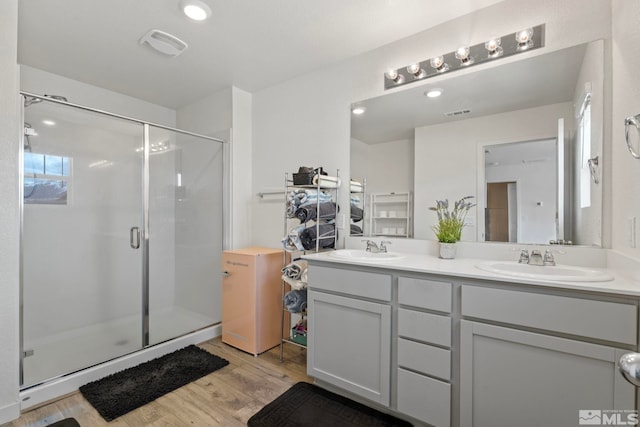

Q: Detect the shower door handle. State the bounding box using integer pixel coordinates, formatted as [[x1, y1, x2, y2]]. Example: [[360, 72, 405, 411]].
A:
[[130, 227, 140, 249]]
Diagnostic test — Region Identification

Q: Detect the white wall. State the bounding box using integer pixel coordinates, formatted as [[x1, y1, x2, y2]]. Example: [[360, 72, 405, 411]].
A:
[[251, 0, 612, 249], [20, 66, 177, 126], [0, 0, 21, 423], [414, 102, 574, 240], [611, 0, 640, 256], [230, 87, 253, 249], [350, 138, 414, 194]]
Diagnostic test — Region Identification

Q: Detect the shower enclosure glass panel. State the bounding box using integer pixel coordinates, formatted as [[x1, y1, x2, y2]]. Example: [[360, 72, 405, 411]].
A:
[[148, 126, 223, 345], [21, 98, 144, 387]]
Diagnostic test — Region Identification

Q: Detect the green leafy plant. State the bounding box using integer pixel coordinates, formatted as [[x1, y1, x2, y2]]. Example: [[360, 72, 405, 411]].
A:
[[429, 196, 476, 243]]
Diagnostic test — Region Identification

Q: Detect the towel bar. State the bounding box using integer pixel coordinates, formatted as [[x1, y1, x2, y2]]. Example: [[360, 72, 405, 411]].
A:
[[624, 114, 640, 159]]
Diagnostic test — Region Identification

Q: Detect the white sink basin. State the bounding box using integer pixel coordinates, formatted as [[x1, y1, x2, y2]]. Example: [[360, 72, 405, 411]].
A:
[[476, 261, 614, 282], [328, 249, 404, 261]]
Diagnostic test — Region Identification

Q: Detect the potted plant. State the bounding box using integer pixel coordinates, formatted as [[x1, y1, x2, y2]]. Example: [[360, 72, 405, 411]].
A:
[[430, 196, 476, 259]]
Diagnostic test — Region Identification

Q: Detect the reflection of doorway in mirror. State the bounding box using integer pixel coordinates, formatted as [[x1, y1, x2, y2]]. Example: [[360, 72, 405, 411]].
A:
[[485, 182, 517, 242]]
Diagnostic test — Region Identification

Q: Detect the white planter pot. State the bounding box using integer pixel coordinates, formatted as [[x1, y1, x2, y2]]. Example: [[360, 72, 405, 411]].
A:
[[439, 242, 457, 259]]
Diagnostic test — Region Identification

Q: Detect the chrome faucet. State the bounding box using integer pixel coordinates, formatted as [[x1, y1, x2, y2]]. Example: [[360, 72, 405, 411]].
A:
[[362, 240, 380, 253], [518, 248, 560, 266], [518, 249, 530, 264], [379, 241, 391, 253], [528, 250, 544, 266], [543, 250, 556, 266]]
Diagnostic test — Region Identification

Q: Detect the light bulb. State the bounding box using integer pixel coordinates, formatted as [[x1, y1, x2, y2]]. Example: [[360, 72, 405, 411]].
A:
[[454, 47, 473, 65], [515, 28, 534, 50], [406, 63, 425, 78], [485, 38, 503, 58], [516, 28, 533, 43], [430, 56, 449, 73], [385, 69, 404, 84]]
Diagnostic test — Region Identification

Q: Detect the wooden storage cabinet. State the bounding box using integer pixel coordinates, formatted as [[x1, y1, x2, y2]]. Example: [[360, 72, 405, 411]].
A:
[[307, 290, 392, 405]]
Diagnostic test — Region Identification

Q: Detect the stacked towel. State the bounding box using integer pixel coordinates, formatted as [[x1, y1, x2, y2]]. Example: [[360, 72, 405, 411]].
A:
[[282, 260, 308, 280], [299, 223, 336, 250], [294, 202, 337, 223], [350, 224, 363, 235], [350, 204, 363, 222], [282, 260, 308, 290], [281, 226, 306, 251], [284, 289, 307, 313], [287, 189, 332, 218]]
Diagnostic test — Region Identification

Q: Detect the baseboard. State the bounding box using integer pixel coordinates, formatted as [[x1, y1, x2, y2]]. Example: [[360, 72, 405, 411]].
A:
[[20, 324, 221, 411], [0, 400, 21, 425]]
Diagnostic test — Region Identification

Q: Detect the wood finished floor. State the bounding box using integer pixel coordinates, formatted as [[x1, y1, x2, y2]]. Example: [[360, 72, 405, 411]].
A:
[[4, 338, 311, 427]]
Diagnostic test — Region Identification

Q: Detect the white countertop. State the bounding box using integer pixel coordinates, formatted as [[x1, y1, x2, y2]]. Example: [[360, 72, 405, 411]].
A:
[[302, 250, 640, 297]]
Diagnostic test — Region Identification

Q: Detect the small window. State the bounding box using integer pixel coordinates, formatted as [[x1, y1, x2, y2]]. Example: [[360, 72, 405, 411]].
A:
[[23, 153, 70, 205], [578, 95, 591, 209]]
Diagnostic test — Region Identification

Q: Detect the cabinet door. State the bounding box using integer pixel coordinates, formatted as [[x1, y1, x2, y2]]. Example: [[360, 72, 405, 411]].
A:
[[308, 290, 391, 406], [460, 321, 635, 427]]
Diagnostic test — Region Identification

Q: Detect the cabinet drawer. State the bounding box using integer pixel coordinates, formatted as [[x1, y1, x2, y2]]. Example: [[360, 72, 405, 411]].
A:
[[308, 265, 392, 301], [461, 286, 637, 345], [398, 338, 450, 380], [397, 368, 450, 427], [398, 309, 451, 347], [398, 277, 452, 312]]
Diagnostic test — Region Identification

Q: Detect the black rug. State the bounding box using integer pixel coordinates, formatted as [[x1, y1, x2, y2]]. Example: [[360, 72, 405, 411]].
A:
[[46, 419, 80, 427], [79, 345, 228, 421], [248, 382, 413, 427]]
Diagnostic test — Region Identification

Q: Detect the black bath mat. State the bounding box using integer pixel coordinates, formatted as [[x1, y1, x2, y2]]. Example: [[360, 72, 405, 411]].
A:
[[79, 345, 228, 421], [46, 419, 80, 427], [248, 382, 413, 427]]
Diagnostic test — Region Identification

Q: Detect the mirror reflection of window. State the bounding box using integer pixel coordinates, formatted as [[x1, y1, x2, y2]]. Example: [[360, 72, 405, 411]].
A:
[[578, 94, 592, 208]]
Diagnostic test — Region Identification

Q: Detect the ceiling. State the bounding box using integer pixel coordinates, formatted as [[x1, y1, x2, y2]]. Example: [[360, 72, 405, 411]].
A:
[[350, 43, 588, 144], [17, 0, 503, 109]]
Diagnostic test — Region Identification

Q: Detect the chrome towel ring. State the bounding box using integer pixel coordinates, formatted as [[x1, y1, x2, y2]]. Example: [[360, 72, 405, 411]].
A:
[[625, 114, 640, 159]]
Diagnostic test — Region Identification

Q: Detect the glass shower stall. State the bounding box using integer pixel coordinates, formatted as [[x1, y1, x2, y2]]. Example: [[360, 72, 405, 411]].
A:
[[20, 93, 226, 388]]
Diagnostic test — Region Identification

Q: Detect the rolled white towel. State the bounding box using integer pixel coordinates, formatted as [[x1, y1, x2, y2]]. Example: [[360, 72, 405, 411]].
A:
[[282, 274, 307, 290], [312, 174, 341, 189]]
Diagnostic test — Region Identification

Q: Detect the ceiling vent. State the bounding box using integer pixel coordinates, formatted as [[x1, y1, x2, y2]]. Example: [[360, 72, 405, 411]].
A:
[[139, 30, 188, 57], [444, 109, 471, 117]]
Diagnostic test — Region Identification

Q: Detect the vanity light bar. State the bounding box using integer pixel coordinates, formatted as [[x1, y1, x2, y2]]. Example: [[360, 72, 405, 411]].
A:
[[383, 24, 545, 90]]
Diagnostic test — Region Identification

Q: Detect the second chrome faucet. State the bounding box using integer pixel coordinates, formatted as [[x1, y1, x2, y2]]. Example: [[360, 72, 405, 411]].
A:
[[518, 249, 556, 266]]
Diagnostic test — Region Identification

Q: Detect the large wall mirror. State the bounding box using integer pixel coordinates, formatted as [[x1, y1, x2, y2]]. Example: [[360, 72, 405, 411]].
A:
[[351, 40, 604, 246]]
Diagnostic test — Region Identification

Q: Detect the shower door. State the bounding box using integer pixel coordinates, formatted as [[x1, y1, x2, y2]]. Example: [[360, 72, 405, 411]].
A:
[[147, 126, 224, 345], [21, 98, 145, 387]]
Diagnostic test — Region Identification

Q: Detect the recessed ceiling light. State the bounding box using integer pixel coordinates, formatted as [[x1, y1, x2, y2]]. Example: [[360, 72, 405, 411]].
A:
[[352, 106, 366, 115], [180, 0, 212, 21], [42, 119, 56, 126], [425, 89, 443, 98]]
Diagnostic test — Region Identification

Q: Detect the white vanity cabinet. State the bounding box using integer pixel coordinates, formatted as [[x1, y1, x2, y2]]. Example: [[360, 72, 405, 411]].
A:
[[396, 277, 453, 427], [307, 265, 392, 406], [305, 258, 640, 427], [460, 286, 637, 427]]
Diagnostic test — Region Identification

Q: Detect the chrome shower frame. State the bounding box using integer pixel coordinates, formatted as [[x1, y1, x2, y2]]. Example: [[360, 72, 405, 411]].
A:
[[18, 90, 228, 389]]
